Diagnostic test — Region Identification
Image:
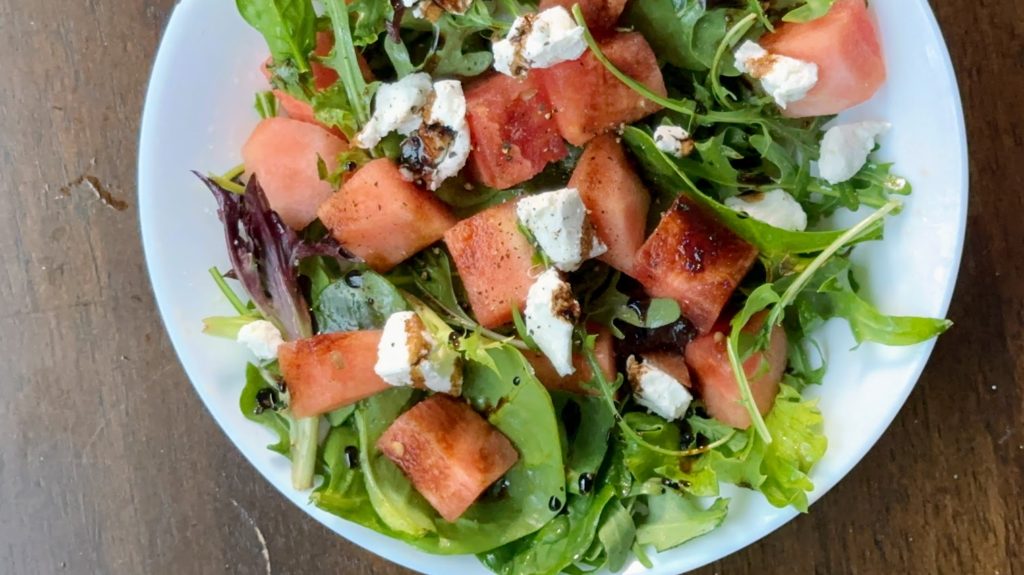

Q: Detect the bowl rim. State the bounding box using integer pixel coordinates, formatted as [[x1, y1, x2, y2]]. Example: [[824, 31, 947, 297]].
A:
[[137, 1, 969, 573]]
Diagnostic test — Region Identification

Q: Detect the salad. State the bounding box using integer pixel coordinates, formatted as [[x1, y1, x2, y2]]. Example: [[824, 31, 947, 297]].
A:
[[198, 0, 952, 572]]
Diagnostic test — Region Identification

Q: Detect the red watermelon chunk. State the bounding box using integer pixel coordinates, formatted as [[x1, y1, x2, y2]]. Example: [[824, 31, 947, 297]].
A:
[[570, 134, 651, 275], [465, 73, 567, 190], [760, 0, 886, 118], [278, 330, 390, 418], [684, 314, 787, 429], [539, 0, 628, 33], [633, 199, 758, 334], [443, 202, 537, 329], [377, 395, 520, 522], [523, 328, 615, 395], [317, 159, 458, 272], [242, 117, 349, 231], [535, 32, 666, 146]]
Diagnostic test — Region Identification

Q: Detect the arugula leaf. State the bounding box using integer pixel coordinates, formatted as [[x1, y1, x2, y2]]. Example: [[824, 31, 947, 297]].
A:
[[796, 256, 952, 346], [635, 491, 729, 552], [311, 84, 360, 138], [236, 0, 317, 73], [623, 0, 729, 71], [348, 0, 391, 46], [622, 126, 882, 262], [322, 0, 372, 127], [313, 271, 408, 333]]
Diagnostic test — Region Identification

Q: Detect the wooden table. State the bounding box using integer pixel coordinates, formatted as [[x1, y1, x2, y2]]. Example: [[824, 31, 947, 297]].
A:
[[0, 1, 1020, 573]]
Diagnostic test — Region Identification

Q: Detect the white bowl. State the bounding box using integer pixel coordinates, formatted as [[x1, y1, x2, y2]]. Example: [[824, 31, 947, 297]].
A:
[[138, 2, 967, 573]]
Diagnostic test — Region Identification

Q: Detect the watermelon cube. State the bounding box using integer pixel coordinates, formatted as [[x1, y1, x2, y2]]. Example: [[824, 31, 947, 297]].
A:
[[539, 0, 628, 33], [760, 0, 886, 118], [242, 117, 349, 231], [684, 314, 787, 429], [633, 200, 758, 334], [377, 395, 520, 522], [570, 134, 651, 275], [278, 330, 390, 417], [522, 328, 615, 395], [318, 158, 458, 272], [464, 73, 568, 190], [535, 32, 666, 146], [443, 202, 537, 328]]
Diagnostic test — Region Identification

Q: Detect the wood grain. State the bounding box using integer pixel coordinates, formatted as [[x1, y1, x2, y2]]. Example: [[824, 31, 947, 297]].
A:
[[0, 1, 1020, 574]]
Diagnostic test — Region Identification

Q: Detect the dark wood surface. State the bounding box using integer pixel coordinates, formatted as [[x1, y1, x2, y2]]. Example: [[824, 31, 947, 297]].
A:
[[0, 1, 1021, 574]]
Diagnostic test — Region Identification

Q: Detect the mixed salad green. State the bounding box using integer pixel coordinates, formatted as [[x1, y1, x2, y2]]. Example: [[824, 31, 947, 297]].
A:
[[199, 0, 951, 572]]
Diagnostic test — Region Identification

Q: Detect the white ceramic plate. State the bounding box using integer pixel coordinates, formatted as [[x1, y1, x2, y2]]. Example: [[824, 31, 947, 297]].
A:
[[139, 2, 968, 573]]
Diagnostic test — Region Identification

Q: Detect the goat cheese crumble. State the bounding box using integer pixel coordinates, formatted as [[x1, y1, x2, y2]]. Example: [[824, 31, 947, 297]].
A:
[[734, 40, 818, 110], [516, 187, 607, 272], [627, 355, 693, 421], [817, 121, 891, 184], [493, 6, 587, 77], [355, 73, 433, 149], [355, 74, 471, 190], [236, 320, 284, 361], [653, 125, 694, 158], [524, 269, 580, 377], [725, 189, 808, 231], [375, 311, 462, 395], [399, 80, 471, 190]]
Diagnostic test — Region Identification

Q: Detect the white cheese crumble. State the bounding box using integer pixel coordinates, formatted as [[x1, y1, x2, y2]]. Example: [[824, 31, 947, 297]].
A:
[[493, 6, 587, 77], [355, 72, 433, 149], [399, 80, 472, 191], [356, 74, 471, 190], [817, 121, 891, 184], [734, 40, 818, 110], [725, 189, 808, 231], [653, 125, 693, 158], [516, 188, 607, 272], [627, 355, 693, 421], [374, 311, 462, 395], [524, 269, 580, 377], [236, 320, 284, 361], [403, 0, 472, 20]]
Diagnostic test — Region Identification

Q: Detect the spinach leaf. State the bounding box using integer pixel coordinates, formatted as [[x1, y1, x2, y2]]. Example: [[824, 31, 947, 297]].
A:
[[558, 394, 615, 496], [240, 364, 291, 455], [596, 498, 636, 571], [313, 271, 408, 333], [313, 422, 411, 536], [623, 0, 729, 72], [479, 485, 616, 575], [635, 491, 729, 552], [356, 388, 439, 536], [236, 0, 317, 73], [316, 346, 565, 554]]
